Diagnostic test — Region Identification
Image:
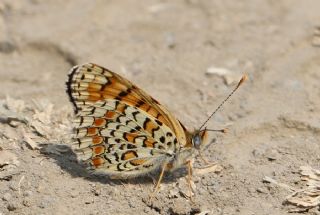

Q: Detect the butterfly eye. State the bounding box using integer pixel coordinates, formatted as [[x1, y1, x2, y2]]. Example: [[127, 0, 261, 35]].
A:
[[192, 134, 201, 149]]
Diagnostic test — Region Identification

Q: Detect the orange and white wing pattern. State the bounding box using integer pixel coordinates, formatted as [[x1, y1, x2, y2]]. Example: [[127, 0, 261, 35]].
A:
[[66, 63, 187, 178]]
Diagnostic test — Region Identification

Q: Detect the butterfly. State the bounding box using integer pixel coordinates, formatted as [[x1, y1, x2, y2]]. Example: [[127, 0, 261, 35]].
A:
[[66, 63, 246, 192]]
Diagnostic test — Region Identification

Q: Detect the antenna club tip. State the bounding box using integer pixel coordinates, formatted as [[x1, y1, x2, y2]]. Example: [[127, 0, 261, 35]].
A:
[[236, 74, 248, 88], [240, 74, 248, 84], [222, 128, 228, 133]]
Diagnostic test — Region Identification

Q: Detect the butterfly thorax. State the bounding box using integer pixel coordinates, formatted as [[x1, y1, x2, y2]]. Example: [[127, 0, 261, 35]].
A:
[[167, 127, 208, 171]]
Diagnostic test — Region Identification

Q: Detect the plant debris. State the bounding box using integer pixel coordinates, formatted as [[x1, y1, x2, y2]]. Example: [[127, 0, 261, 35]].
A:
[[264, 166, 320, 212]]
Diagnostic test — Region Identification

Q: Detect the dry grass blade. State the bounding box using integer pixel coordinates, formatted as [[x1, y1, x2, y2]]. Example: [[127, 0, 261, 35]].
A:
[[194, 164, 223, 175]]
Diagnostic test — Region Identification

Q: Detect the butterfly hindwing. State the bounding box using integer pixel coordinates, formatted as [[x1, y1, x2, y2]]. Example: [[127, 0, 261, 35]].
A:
[[66, 63, 186, 177]]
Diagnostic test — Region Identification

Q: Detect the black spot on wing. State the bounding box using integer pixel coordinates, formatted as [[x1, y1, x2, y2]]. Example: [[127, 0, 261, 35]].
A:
[[103, 155, 112, 164], [90, 107, 96, 115], [159, 136, 165, 143], [156, 113, 161, 119], [113, 152, 119, 162], [151, 126, 160, 138], [166, 132, 173, 137], [143, 118, 151, 130], [143, 163, 153, 168], [76, 138, 81, 147], [173, 138, 178, 148], [115, 89, 131, 100], [110, 130, 116, 137], [135, 125, 142, 131], [117, 163, 124, 171], [79, 116, 84, 126], [123, 133, 128, 141], [117, 91, 127, 98], [136, 100, 144, 107], [127, 144, 137, 149], [155, 119, 163, 126], [141, 136, 148, 147], [121, 150, 138, 161], [132, 111, 139, 121]]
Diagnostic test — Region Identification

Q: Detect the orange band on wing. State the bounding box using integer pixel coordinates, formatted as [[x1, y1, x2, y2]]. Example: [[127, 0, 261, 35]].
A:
[[122, 151, 138, 160], [115, 103, 126, 113], [144, 119, 159, 134], [130, 159, 146, 166], [124, 133, 138, 143], [91, 157, 105, 167], [143, 140, 156, 148], [87, 127, 99, 136], [92, 136, 103, 145], [92, 145, 105, 155], [94, 118, 106, 127], [105, 111, 116, 119]]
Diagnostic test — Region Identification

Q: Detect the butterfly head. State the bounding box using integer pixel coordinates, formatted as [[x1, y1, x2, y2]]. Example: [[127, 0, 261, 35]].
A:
[[192, 75, 247, 150], [191, 129, 208, 150]]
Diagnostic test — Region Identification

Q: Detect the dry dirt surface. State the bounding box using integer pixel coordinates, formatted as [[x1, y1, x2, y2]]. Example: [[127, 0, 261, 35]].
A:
[[0, 1, 320, 215]]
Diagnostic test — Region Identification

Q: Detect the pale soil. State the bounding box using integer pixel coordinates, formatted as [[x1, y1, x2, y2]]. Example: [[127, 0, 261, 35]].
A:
[[0, 1, 320, 215]]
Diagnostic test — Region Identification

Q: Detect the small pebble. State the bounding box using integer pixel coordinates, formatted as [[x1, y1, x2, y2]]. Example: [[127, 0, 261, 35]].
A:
[[38, 196, 54, 209], [7, 202, 18, 211], [165, 32, 175, 49], [22, 199, 31, 207], [169, 198, 193, 215], [85, 199, 93, 204], [266, 149, 279, 161], [70, 191, 78, 198], [256, 187, 267, 194], [168, 188, 179, 198], [38, 202, 47, 209], [2, 193, 12, 201], [23, 190, 32, 197], [93, 189, 100, 196], [9, 184, 18, 191]]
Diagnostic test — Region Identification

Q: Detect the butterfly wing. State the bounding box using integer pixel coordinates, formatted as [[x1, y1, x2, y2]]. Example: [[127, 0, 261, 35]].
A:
[[66, 63, 187, 177]]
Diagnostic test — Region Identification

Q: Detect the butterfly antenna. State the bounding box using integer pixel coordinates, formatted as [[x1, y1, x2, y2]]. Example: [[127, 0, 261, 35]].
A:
[[198, 75, 247, 131]]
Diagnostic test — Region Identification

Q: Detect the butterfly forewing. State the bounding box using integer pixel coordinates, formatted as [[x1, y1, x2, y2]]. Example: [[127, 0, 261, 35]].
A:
[[66, 63, 187, 177]]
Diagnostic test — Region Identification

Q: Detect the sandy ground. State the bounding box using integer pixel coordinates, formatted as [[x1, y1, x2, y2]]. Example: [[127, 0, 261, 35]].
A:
[[0, 0, 320, 214]]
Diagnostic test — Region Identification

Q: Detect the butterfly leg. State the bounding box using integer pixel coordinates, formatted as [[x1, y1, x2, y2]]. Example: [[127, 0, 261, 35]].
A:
[[154, 164, 166, 193], [186, 160, 194, 202], [149, 164, 167, 199]]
